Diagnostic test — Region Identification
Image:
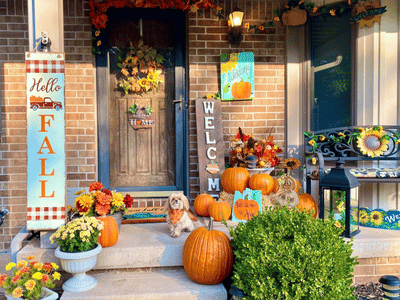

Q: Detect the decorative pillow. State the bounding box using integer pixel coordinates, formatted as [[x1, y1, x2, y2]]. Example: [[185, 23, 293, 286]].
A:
[[324, 167, 400, 178]]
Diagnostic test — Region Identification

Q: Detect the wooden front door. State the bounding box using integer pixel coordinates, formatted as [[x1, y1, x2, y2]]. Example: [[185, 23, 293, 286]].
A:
[[96, 8, 187, 194]]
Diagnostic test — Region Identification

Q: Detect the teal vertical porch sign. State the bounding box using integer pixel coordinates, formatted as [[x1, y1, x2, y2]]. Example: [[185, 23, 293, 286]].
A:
[[26, 52, 66, 230], [220, 52, 254, 101]]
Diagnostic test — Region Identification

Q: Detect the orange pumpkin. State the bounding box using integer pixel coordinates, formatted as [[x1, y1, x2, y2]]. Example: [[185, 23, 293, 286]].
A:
[[182, 218, 233, 285], [281, 8, 307, 27], [194, 192, 215, 217], [232, 79, 252, 99], [221, 167, 250, 194], [233, 195, 260, 221], [96, 215, 119, 247], [248, 173, 274, 195], [208, 200, 231, 221], [297, 189, 318, 219]]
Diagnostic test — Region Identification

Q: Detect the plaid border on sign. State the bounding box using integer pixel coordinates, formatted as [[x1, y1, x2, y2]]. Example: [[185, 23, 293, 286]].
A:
[[26, 60, 65, 74], [27, 206, 66, 221]]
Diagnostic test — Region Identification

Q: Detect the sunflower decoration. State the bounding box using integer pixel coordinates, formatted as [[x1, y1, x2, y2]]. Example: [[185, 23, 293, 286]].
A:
[[115, 40, 165, 95], [359, 209, 369, 224], [369, 210, 384, 226], [281, 158, 301, 170], [356, 126, 390, 158]]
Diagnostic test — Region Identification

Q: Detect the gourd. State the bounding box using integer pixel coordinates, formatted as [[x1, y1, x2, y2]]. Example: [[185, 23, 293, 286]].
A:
[[273, 177, 301, 194], [96, 215, 119, 247], [194, 192, 215, 217], [274, 174, 299, 207], [232, 79, 252, 99], [221, 167, 250, 194], [248, 173, 274, 195], [182, 218, 233, 285], [208, 200, 231, 221], [297, 188, 318, 218], [233, 194, 260, 221]]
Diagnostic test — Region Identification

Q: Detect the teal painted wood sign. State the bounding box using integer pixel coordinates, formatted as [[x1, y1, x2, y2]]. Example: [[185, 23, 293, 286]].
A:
[[26, 52, 66, 230], [359, 208, 400, 230], [220, 52, 254, 101], [232, 188, 262, 222]]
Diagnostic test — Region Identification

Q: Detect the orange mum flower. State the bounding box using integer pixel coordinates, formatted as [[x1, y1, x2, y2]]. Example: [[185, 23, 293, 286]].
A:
[[95, 203, 110, 216], [41, 274, 50, 283], [89, 181, 104, 192], [25, 279, 36, 291], [96, 192, 111, 206]]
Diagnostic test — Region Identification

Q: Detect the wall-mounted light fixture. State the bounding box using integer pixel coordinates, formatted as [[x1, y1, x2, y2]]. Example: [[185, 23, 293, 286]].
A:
[[228, 8, 244, 45]]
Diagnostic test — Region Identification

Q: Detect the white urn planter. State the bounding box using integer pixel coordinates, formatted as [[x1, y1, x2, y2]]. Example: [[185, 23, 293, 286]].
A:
[[5, 287, 58, 300], [55, 243, 102, 293]]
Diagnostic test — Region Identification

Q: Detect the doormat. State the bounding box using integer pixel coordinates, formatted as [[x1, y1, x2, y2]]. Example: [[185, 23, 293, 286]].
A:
[[122, 207, 198, 224]]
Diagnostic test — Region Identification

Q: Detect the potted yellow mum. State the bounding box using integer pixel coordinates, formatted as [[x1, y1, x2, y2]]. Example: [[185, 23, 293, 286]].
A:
[[1, 256, 60, 300], [51, 216, 104, 293]]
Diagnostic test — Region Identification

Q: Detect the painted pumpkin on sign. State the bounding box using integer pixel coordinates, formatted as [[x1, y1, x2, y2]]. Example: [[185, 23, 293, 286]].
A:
[[233, 195, 260, 221], [231, 79, 252, 99]]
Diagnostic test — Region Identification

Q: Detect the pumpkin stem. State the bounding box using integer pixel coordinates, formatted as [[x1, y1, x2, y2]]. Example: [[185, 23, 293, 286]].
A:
[[208, 217, 214, 231]]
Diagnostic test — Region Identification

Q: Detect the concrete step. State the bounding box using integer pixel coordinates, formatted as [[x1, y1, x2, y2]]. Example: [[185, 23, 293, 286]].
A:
[[60, 268, 228, 300], [17, 218, 234, 270]]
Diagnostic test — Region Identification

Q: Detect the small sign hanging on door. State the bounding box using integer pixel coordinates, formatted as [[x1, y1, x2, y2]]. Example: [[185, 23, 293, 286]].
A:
[[26, 52, 66, 230], [195, 98, 224, 200]]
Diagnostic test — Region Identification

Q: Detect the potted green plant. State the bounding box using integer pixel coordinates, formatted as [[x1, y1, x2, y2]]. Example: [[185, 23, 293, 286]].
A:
[[50, 216, 104, 293], [1, 256, 61, 299], [226, 205, 358, 299]]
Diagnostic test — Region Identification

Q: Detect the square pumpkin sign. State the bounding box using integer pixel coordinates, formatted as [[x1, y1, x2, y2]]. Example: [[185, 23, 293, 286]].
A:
[[232, 188, 262, 222], [220, 52, 254, 101]]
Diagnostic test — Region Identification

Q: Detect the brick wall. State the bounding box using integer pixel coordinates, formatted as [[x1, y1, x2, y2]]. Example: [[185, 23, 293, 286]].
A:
[[187, 0, 286, 200], [0, 0, 96, 251], [354, 257, 400, 285]]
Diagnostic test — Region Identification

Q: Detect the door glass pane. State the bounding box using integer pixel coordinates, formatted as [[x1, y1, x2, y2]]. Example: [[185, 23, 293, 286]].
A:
[[311, 11, 352, 131], [107, 15, 176, 188]]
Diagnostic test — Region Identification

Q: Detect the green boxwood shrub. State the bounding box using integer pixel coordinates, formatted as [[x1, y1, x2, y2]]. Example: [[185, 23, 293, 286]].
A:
[[228, 205, 358, 300]]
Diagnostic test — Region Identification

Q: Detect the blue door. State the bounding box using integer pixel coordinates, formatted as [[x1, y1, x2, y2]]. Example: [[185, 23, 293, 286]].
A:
[[96, 8, 188, 195]]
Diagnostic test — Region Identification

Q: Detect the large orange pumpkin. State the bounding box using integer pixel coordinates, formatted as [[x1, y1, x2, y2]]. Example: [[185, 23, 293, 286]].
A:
[[208, 200, 231, 221], [248, 173, 274, 195], [96, 215, 119, 247], [297, 189, 318, 219], [182, 218, 233, 285], [231, 79, 252, 99], [221, 167, 250, 194], [194, 192, 215, 217], [233, 195, 260, 221]]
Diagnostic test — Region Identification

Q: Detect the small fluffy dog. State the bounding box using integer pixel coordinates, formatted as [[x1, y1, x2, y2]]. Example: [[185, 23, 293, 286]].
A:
[[165, 192, 194, 238]]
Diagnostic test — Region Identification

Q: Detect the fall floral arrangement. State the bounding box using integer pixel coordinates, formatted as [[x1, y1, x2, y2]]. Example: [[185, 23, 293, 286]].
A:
[[115, 40, 165, 95], [50, 216, 104, 252], [229, 127, 283, 168], [1, 257, 61, 299], [72, 181, 133, 217]]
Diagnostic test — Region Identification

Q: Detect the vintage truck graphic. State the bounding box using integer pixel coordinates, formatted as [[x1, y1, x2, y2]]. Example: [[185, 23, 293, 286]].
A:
[[29, 96, 63, 111]]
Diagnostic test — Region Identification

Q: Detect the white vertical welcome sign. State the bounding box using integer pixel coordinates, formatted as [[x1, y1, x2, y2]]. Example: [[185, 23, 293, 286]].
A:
[[195, 98, 224, 199], [26, 52, 66, 230]]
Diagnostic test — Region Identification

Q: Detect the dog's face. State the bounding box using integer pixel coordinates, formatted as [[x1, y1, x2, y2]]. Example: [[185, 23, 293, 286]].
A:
[[166, 192, 189, 211]]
